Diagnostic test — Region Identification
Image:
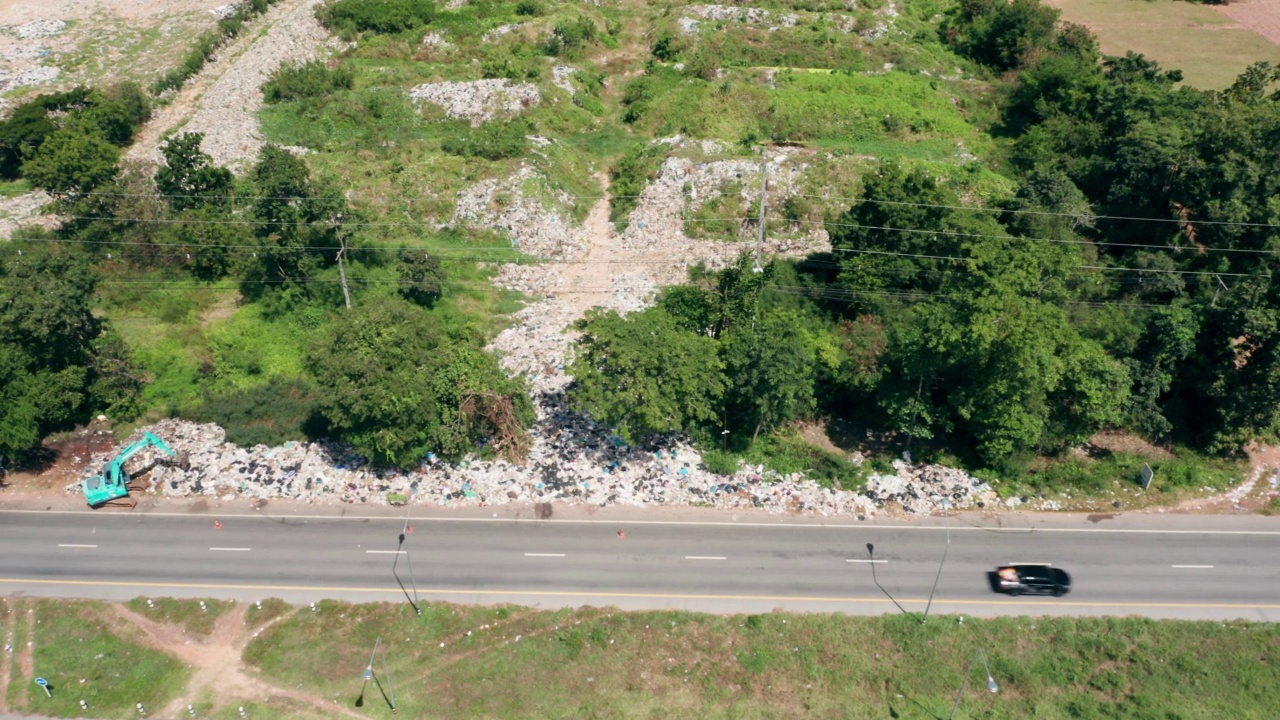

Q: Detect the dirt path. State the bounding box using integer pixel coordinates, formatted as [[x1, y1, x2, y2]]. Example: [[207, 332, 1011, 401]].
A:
[[0, 600, 12, 712], [104, 603, 362, 719], [13, 603, 34, 710], [126, 0, 329, 171], [1215, 0, 1280, 47], [555, 177, 629, 319]]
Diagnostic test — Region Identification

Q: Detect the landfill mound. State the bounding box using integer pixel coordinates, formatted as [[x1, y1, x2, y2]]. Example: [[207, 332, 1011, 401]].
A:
[[68, 418, 995, 516]]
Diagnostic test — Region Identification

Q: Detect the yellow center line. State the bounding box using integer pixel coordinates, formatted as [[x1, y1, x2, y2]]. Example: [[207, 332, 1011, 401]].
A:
[[2, 577, 1279, 610]]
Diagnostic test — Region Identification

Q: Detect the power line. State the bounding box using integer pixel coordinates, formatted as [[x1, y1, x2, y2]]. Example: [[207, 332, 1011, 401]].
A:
[[829, 245, 1259, 280], [805, 218, 1280, 256], [61, 188, 1280, 231], [794, 192, 1280, 230]]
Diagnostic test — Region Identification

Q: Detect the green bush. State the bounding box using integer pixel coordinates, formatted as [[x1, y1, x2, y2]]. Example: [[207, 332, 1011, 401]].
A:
[[514, 0, 543, 17], [543, 17, 597, 58], [320, 0, 436, 34], [701, 449, 740, 475], [608, 143, 666, 229], [187, 376, 321, 447], [441, 120, 529, 161], [742, 433, 868, 491], [263, 61, 354, 103]]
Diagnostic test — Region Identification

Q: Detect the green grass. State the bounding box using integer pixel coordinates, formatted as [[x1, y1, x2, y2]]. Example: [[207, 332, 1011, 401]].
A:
[[1007, 448, 1245, 500], [244, 597, 295, 628], [623, 68, 987, 152], [1047, 0, 1280, 90], [16, 600, 187, 719], [243, 600, 1280, 719], [0, 178, 32, 198], [124, 597, 233, 638]]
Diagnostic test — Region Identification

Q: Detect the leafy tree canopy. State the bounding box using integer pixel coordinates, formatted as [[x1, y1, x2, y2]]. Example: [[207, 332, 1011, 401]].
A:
[[569, 307, 726, 443]]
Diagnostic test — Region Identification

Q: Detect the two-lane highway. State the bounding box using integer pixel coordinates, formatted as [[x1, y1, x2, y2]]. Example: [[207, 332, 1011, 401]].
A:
[[1, 509, 1278, 620]]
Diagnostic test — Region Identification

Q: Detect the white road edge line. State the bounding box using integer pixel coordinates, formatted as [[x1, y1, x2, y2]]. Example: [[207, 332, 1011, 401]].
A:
[[685, 556, 727, 561], [524, 553, 566, 558], [1171, 564, 1215, 569], [845, 559, 887, 563], [57, 544, 98, 549], [366, 550, 406, 555], [10, 508, 1280, 536], [209, 547, 251, 552]]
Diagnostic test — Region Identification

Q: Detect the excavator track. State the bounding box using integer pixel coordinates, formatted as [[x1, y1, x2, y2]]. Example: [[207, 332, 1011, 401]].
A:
[[93, 496, 138, 510]]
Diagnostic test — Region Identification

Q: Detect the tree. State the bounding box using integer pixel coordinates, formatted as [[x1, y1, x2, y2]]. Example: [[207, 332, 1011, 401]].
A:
[[0, 241, 126, 464], [395, 250, 445, 307], [244, 145, 345, 300], [20, 121, 120, 198], [0, 98, 56, 179], [829, 164, 1006, 304], [721, 311, 817, 443], [878, 238, 1128, 466], [306, 299, 530, 466], [568, 308, 726, 443], [0, 345, 87, 464], [155, 133, 233, 211], [940, 0, 1062, 72]]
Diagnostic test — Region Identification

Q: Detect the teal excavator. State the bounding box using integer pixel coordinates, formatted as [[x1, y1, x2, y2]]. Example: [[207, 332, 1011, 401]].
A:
[[83, 432, 188, 508]]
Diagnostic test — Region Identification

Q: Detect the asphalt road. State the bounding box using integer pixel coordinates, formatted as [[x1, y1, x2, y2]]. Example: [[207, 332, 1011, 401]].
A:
[[1, 509, 1278, 620]]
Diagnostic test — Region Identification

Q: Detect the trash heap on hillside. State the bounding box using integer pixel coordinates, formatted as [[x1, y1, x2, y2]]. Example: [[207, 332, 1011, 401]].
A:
[[67, 418, 996, 517]]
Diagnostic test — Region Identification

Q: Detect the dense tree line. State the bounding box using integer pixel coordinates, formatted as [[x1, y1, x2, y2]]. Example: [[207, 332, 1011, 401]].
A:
[[1, 120, 527, 468], [572, 0, 1280, 476]]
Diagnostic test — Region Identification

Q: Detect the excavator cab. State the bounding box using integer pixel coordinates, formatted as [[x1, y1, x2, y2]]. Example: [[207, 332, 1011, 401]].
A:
[[83, 432, 185, 508]]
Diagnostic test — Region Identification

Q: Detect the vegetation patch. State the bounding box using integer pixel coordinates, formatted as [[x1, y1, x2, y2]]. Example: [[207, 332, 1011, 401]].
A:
[[242, 600, 1280, 719], [124, 597, 233, 638], [8, 600, 187, 718]]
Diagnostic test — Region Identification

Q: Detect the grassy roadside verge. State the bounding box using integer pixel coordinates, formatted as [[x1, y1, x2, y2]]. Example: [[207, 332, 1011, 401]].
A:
[[245, 600, 1280, 719], [4, 599, 187, 719], [1, 595, 1277, 717]]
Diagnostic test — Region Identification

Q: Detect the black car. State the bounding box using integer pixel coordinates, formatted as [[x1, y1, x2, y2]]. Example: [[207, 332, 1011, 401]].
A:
[[994, 564, 1071, 597]]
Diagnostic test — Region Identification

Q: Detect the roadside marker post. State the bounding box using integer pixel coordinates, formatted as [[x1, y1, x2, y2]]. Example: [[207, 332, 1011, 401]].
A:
[[35, 677, 50, 697]]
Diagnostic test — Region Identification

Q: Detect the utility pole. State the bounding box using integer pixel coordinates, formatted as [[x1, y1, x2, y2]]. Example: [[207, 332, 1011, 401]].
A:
[[336, 236, 352, 310], [753, 150, 768, 274], [380, 642, 398, 715]]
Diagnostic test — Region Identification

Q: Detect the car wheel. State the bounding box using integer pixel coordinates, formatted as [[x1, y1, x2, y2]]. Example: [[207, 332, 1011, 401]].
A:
[[1052, 588, 1065, 597], [1008, 588, 1022, 597]]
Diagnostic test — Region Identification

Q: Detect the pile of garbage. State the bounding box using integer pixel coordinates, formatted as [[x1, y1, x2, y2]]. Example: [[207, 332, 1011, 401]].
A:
[[0, 66, 60, 92], [483, 23, 521, 43], [680, 4, 799, 32], [409, 79, 541, 123], [12, 19, 65, 39], [453, 164, 587, 258], [678, 5, 866, 35], [421, 31, 451, 49], [551, 65, 576, 95], [68, 415, 995, 517]]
